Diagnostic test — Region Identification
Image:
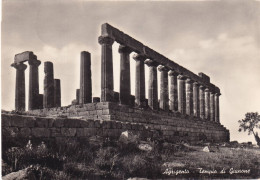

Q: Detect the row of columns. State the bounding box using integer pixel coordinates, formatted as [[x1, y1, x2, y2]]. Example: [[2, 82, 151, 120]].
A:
[[98, 35, 220, 123], [12, 58, 61, 111]]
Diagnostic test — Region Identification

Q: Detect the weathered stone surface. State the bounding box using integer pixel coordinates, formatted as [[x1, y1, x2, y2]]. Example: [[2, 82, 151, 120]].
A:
[[54, 79, 61, 107], [61, 128, 77, 137], [32, 128, 50, 137], [35, 118, 49, 127], [19, 128, 31, 136], [43, 61, 54, 108], [14, 51, 37, 64]]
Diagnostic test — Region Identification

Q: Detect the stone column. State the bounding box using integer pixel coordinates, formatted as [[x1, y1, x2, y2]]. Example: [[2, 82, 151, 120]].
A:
[[76, 89, 80, 105], [54, 79, 61, 107], [204, 88, 210, 120], [11, 63, 27, 111], [177, 75, 186, 114], [145, 59, 159, 110], [119, 45, 132, 105], [215, 92, 220, 123], [185, 78, 193, 116], [98, 36, 115, 102], [158, 65, 169, 111], [28, 59, 41, 110], [169, 70, 178, 111], [210, 92, 215, 121], [199, 85, 205, 119], [193, 82, 200, 117], [43, 61, 54, 108], [133, 54, 146, 107], [80, 51, 92, 104]]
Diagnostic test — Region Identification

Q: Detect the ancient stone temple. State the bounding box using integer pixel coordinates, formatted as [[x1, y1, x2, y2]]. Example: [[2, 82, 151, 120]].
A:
[[4, 23, 229, 143]]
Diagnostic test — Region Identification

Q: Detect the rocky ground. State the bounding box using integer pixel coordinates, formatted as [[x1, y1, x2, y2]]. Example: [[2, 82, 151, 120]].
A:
[[2, 131, 260, 179]]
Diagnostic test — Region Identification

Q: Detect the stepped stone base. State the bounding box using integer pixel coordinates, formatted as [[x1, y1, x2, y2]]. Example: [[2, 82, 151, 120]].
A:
[[3, 102, 230, 143]]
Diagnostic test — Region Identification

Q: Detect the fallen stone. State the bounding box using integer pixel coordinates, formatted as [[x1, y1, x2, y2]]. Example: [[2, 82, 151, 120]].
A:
[[138, 143, 153, 151], [202, 146, 210, 152], [119, 131, 139, 144], [2, 168, 36, 180]]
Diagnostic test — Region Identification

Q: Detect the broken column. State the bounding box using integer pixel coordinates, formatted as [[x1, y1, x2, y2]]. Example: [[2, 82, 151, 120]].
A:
[[133, 54, 146, 107], [193, 82, 200, 117], [185, 78, 193, 116], [98, 36, 115, 102], [145, 59, 159, 110], [169, 70, 178, 111], [28, 59, 41, 110], [76, 89, 80, 104], [43, 61, 54, 108], [11, 63, 27, 111], [177, 75, 186, 114], [54, 79, 61, 107], [199, 85, 205, 119], [158, 65, 169, 111], [119, 45, 132, 105], [80, 51, 92, 104], [205, 88, 210, 120]]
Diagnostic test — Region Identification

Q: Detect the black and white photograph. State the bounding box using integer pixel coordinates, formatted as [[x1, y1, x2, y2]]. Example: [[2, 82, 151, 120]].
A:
[[1, 0, 260, 179]]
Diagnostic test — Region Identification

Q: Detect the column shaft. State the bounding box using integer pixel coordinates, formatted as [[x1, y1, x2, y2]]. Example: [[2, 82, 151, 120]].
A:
[[133, 54, 146, 107], [43, 61, 54, 108], [205, 88, 210, 120], [169, 71, 178, 111], [186, 78, 193, 116], [28, 59, 41, 110], [193, 82, 200, 117], [98, 36, 114, 102], [159, 66, 169, 111], [119, 45, 132, 105], [76, 89, 80, 105], [178, 75, 186, 114], [54, 79, 61, 107], [210, 92, 215, 121], [80, 51, 92, 104], [199, 86, 205, 119], [215, 93, 220, 123]]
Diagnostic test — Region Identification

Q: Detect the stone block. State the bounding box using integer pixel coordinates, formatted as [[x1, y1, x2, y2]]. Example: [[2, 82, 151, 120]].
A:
[[23, 117, 36, 127], [53, 118, 64, 127], [76, 128, 85, 137], [50, 128, 62, 137], [1, 114, 12, 127], [14, 51, 37, 64], [103, 121, 111, 129], [32, 128, 50, 137], [3, 127, 19, 137], [94, 120, 101, 128], [35, 117, 49, 127], [10, 115, 24, 127], [64, 119, 82, 128], [19, 128, 32, 137], [61, 128, 76, 137]]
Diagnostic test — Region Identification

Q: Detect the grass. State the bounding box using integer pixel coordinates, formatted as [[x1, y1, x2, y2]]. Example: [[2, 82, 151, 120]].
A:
[[2, 135, 260, 179]]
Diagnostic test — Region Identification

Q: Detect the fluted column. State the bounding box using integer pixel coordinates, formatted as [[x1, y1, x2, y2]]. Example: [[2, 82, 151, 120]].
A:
[[43, 61, 54, 108], [54, 79, 61, 107], [11, 63, 27, 111], [193, 82, 200, 117], [205, 88, 210, 120], [177, 75, 186, 114], [119, 45, 132, 105], [133, 54, 146, 107], [145, 59, 159, 110], [215, 92, 220, 123], [199, 85, 205, 119], [169, 70, 178, 111], [98, 36, 115, 102], [210, 91, 215, 121], [158, 65, 169, 111], [185, 78, 193, 116], [28, 59, 41, 110], [80, 51, 92, 104]]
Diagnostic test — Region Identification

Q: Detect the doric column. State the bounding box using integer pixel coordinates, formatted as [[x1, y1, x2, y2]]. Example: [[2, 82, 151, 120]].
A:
[[80, 51, 92, 104], [185, 78, 193, 116], [28, 59, 41, 110], [119, 45, 132, 105], [145, 59, 159, 110], [199, 85, 205, 119], [204, 88, 210, 120], [193, 82, 200, 117], [169, 70, 178, 111], [210, 91, 215, 121], [98, 36, 115, 102], [54, 79, 61, 107], [215, 92, 220, 123], [158, 65, 169, 111], [11, 63, 27, 111], [43, 61, 54, 108], [133, 54, 146, 107], [177, 75, 186, 114]]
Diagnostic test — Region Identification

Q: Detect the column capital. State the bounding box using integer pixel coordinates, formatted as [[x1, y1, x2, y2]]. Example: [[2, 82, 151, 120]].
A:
[[205, 88, 210, 92], [158, 65, 169, 72], [168, 70, 178, 76], [144, 59, 159, 67], [28, 59, 41, 67], [118, 45, 132, 54], [177, 74, 186, 80], [133, 53, 147, 61], [210, 91, 215, 95], [98, 35, 114, 45], [185, 77, 194, 84], [11, 63, 27, 71], [199, 85, 206, 90], [215, 92, 221, 96], [193, 81, 200, 86]]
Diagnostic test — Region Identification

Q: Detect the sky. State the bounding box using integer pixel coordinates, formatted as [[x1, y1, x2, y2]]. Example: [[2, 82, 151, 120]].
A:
[[1, 0, 260, 143]]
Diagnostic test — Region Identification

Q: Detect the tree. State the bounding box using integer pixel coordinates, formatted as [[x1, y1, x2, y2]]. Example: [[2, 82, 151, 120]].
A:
[[238, 112, 260, 146]]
